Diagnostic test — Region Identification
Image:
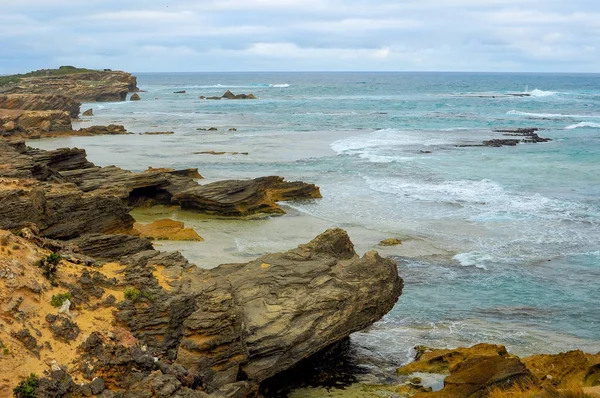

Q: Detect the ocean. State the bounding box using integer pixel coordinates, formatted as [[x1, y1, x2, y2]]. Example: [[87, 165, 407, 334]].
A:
[[31, 72, 600, 381]]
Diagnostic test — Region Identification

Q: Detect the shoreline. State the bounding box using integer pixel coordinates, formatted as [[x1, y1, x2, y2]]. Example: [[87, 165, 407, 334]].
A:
[[1, 69, 598, 397]]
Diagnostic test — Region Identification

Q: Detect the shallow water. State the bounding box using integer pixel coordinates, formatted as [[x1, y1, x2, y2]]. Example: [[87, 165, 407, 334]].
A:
[[31, 72, 600, 378]]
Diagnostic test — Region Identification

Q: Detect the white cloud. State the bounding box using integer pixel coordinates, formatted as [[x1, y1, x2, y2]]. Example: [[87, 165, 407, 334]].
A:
[[1, 0, 599, 73]]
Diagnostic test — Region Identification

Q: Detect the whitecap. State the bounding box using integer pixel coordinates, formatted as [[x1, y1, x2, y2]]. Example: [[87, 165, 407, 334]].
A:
[[528, 88, 556, 97], [566, 122, 600, 129], [453, 252, 492, 270], [271, 83, 290, 88], [507, 110, 600, 119]]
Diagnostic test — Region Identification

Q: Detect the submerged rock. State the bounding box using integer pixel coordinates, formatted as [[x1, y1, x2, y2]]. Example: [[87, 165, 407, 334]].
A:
[[134, 218, 204, 241]]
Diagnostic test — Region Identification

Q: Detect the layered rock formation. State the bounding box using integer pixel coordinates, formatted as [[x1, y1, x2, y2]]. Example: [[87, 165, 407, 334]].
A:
[[0, 109, 72, 138], [0, 226, 402, 397], [0, 94, 81, 118], [174, 176, 322, 216], [1, 69, 137, 102]]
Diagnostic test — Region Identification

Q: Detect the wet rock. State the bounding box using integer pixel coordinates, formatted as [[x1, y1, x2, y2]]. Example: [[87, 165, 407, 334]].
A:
[[144, 131, 174, 135], [78, 124, 129, 135], [130, 93, 141, 101], [174, 90, 186, 94], [173, 176, 322, 217], [221, 90, 256, 100], [82, 108, 94, 116], [379, 238, 402, 246], [483, 139, 520, 147]]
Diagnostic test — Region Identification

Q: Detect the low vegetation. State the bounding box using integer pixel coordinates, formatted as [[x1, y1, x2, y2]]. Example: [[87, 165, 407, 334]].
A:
[[0, 66, 97, 87], [50, 292, 72, 307], [13, 373, 39, 398]]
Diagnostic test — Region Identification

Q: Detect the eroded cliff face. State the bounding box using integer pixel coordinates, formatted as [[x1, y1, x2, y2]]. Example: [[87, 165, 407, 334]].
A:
[[0, 94, 81, 118], [1, 70, 138, 102], [0, 139, 404, 397], [0, 109, 72, 138]]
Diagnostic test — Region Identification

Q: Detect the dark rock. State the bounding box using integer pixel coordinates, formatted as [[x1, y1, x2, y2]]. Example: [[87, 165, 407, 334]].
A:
[[173, 176, 322, 217], [221, 90, 256, 100], [130, 93, 141, 101], [483, 139, 520, 147], [70, 234, 154, 261], [37, 370, 78, 397], [82, 108, 94, 116], [12, 328, 39, 356], [46, 315, 80, 342], [174, 90, 186, 94]]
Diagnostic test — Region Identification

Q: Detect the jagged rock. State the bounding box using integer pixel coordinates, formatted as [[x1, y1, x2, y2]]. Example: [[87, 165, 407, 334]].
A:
[[173, 176, 322, 216], [116, 229, 402, 392], [45, 314, 80, 342], [380, 238, 402, 246], [523, 350, 600, 388], [0, 109, 72, 137], [28, 147, 95, 172], [70, 234, 154, 261], [174, 90, 186, 94], [398, 344, 537, 398], [82, 108, 93, 116], [483, 139, 520, 147], [130, 93, 141, 101], [12, 328, 39, 356], [134, 219, 204, 241], [221, 90, 256, 100], [0, 94, 81, 118], [398, 343, 512, 375], [0, 180, 134, 239], [78, 124, 129, 135], [146, 167, 203, 179], [1, 70, 138, 102], [437, 356, 534, 398]]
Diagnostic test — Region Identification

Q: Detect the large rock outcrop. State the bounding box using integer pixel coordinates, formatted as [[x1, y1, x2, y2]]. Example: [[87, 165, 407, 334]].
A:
[[0, 94, 81, 118], [0, 109, 72, 137], [1, 70, 138, 102], [116, 228, 403, 392], [174, 176, 322, 216]]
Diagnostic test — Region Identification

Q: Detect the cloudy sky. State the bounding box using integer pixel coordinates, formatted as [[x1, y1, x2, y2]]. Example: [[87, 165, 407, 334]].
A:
[[1, 0, 599, 73]]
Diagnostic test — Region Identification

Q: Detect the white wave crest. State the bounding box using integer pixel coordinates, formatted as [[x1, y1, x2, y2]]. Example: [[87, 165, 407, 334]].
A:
[[528, 88, 556, 97], [507, 110, 600, 119], [271, 83, 290, 88], [331, 128, 450, 155], [566, 122, 600, 129], [453, 252, 492, 270]]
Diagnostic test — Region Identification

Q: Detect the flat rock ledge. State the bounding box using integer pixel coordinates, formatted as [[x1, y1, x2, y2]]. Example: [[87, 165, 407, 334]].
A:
[[174, 176, 322, 217]]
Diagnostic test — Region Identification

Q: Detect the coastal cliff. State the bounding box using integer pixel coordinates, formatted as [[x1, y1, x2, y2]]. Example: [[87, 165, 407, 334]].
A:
[[0, 67, 137, 102]]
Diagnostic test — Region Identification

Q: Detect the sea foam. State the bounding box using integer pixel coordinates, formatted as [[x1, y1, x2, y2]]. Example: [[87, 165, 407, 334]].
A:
[[566, 122, 600, 129]]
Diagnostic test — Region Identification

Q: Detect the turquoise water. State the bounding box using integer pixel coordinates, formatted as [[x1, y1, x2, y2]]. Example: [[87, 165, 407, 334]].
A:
[[32, 72, 600, 366]]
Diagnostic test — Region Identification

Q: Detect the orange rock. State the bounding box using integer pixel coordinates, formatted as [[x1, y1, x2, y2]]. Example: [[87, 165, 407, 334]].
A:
[[523, 350, 600, 388], [133, 219, 203, 241]]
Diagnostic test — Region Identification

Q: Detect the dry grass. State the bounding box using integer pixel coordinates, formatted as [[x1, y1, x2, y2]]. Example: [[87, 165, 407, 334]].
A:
[[488, 384, 596, 398]]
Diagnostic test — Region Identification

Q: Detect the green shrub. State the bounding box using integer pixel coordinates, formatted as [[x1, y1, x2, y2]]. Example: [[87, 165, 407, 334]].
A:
[[50, 292, 71, 307], [141, 291, 156, 301], [12, 244, 20, 250], [46, 253, 62, 266], [124, 287, 141, 302], [13, 373, 39, 398]]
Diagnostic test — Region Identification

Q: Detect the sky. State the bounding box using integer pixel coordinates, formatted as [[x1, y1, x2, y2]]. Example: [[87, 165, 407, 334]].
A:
[[1, 0, 599, 73]]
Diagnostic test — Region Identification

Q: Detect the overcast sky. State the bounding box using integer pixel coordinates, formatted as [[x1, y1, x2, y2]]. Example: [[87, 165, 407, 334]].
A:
[[1, 0, 599, 74]]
